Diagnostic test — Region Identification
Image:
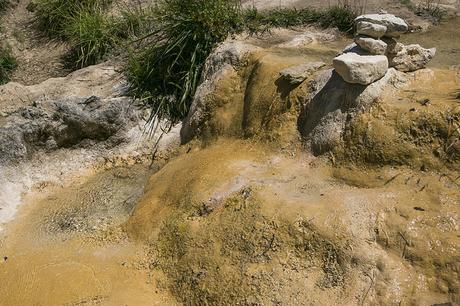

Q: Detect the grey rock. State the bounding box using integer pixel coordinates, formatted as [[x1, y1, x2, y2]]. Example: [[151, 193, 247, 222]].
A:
[[333, 53, 389, 85], [355, 13, 409, 37], [0, 96, 141, 165], [279, 62, 326, 85], [356, 21, 387, 38], [355, 35, 388, 55], [298, 68, 406, 154]]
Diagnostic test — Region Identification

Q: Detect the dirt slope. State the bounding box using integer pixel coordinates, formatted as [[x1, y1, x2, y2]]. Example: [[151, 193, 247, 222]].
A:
[[1, 0, 69, 85]]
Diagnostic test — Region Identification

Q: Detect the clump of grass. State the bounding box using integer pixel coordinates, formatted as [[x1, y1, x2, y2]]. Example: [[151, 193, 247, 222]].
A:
[[127, 0, 243, 124], [113, 6, 156, 39], [0, 44, 17, 84], [415, 0, 446, 24], [0, 0, 9, 12], [33, 0, 147, 69], [63, 7, 115, 68], [242, 7, 322, 32], [33, 0, 111, 37], [243, 5, 356, 34], [319, 5, 357, 33]]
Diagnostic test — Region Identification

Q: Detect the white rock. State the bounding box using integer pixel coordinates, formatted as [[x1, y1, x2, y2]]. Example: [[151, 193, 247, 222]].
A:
[[389, 44, 436, 72], [356, 21, 387, 38], [355, 35, 388, 55], [333, 53, 389, 85], [279, 62, 326, 85], [355, 13, 408, 37]]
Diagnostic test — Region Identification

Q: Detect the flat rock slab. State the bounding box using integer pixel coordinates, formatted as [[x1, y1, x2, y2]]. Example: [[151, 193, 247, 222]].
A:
[[279, 62, 326, 85], [333, 53, 389, 85], [355, 13, 408, 37]]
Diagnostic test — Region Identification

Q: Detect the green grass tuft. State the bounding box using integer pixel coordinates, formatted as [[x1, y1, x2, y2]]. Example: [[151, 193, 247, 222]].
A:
[[0, 0, 9, 12], [0, 44, 17, 84], [242, 5, 356, 34], [33, 0, 156, 69], [113, 7, 156, 40], [319, 5, 357, 33], [63, 7, 115, 68], [127, 0, 243, 124], [33, 0, 111, 37]]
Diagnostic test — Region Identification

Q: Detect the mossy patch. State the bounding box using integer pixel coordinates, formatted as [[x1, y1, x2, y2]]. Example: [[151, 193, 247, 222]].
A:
[[334, 105, 460, 170], [153, 190, 349, 305]]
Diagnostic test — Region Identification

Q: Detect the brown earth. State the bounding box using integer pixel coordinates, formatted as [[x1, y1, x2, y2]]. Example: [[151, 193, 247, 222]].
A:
[[1, 0, 70, 85]]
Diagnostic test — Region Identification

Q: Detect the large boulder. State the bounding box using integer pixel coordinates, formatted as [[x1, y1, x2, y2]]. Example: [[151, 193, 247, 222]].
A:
[[389, 44, 437, 72], [299, 68, 406, 154], [0, 64, 153, 166], [355, 13, 408, 37], [181, 41, 262, 143], [333, 53, 389, 85], [355, 35, 388, 55], [0, 96, 141, 165], [356, 21, 387, 39]]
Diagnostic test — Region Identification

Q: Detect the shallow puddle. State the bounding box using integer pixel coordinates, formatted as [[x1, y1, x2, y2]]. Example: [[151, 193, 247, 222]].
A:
[[0, 164, 177, 306]]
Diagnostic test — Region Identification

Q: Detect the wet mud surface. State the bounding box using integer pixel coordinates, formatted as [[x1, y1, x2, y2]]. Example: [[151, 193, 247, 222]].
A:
[[0, 164, 178, 305]]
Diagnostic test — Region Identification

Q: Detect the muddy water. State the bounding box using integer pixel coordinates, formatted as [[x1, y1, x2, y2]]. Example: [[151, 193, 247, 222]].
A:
[[0, 164, 177, 305]]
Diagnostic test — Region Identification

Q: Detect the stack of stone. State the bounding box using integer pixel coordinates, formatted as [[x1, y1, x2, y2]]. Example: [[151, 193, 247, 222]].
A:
[[333, 13, 436, 85]]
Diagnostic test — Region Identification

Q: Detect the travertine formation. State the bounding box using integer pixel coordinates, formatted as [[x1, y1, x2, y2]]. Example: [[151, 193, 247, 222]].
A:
[[334, 13, 436, 85]]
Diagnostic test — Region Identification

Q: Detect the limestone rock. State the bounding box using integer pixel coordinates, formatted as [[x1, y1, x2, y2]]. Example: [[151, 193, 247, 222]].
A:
[[389, 44, 436, 72], [181, 41, 262, 143], [279, 62, 326, 85], [355, 35, 388, 55], [333, 53, 389, 85], [0, 96, 141, 164], [0, 64, 149, 165], [356, 21, 387, 38], [299, 68, 406, 154], [355, 13, 408, 37]]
